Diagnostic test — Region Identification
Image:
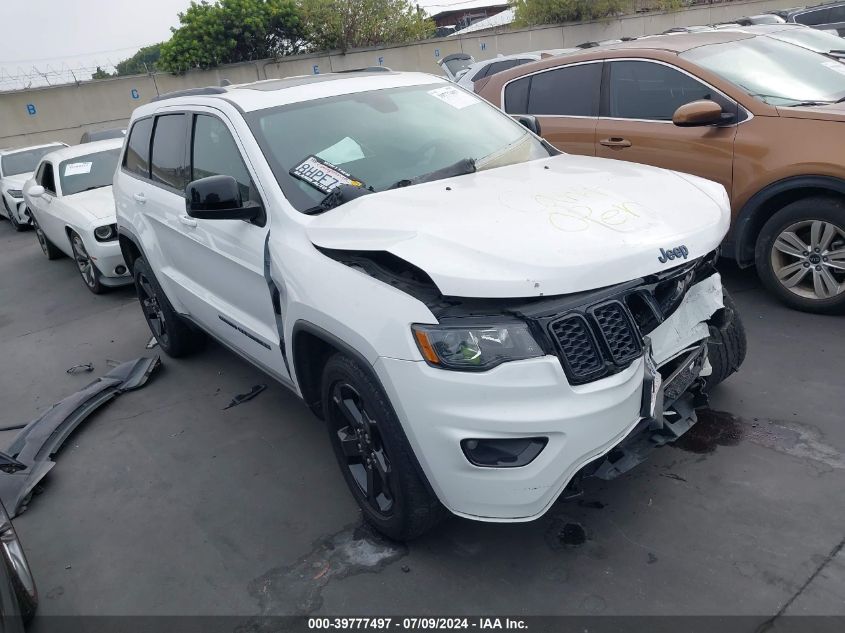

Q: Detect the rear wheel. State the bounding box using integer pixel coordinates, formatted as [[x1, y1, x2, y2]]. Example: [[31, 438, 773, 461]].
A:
[[755, 197, 845, 314], [133, 257, 205, 357], [33, 217, 63, 260], [69, 232, 105, 294], [322, 353, 444, 540]]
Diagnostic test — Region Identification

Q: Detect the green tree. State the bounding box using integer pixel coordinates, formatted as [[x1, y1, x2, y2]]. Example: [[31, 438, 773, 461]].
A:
[[299, 0, 434, 54], [114, 44, 163, 76], [158, 0, 307, 72], [91, 66, 112, 80], [512, 0, 626, 27]]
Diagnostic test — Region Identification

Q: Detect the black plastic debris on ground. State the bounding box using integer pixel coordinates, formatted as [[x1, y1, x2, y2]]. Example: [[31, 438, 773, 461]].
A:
[[224, 384, 267, 410], [0, 356, 162, 518], [66, 363, 94, 375]]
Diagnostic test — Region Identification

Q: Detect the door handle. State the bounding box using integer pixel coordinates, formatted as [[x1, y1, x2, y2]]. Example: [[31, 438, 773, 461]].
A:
[[599, 137, 632, 148], [133, 192, 146, 204], [179, 214, 197, 228]]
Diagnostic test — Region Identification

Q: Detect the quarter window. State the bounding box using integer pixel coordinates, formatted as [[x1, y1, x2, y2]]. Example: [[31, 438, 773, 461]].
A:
[[795, 8, 830, 25], [607, 61, 721, 121], [191, 115, 254, 203], [39, 163, 56, 194], [150, 114, 190, 190], [123, 117, 153, 178]]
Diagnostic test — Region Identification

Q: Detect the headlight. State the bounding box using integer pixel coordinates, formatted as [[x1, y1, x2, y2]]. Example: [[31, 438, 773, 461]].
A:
[[412, 322, 543, 371], [94, 224, 117, 242], [6, 189, 23, 199]]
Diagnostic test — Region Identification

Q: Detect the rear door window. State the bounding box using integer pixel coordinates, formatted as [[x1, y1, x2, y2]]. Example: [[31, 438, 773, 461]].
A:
[[123, 118, 153, 178], [526, 63, 602, 116], [607, 60, 727, 121], [796, 8, 831, 25], [150, 114, 190, 191]]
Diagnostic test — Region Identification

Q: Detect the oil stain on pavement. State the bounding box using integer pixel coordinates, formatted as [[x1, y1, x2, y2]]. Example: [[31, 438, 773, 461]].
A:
[[673, 409, 845, 470], [239, 522, 406, 625]]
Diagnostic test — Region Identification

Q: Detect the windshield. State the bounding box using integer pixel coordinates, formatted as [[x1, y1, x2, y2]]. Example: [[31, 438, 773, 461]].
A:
[[247, 83, 550, 212], [1, 145, 63, 177], [58, 148, 120, 196], [767, 27, 845, 53], [682, 36, 845, 105]]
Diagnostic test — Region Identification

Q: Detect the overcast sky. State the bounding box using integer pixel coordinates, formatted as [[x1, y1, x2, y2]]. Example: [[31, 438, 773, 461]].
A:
[[0, 0, 469, 88]]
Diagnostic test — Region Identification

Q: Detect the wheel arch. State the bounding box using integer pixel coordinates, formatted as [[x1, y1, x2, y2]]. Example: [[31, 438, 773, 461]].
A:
[[117, 226, 145, 273], [733, 176, 845, 266]]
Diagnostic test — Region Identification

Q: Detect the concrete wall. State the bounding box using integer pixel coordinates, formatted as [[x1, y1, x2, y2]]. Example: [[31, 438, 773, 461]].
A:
[[0, 0, 806, 148]]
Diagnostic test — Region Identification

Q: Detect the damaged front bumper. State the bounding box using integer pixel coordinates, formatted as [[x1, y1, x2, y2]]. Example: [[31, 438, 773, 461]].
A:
[[377, 259, 728, 522], [0, 357, 161, 518]]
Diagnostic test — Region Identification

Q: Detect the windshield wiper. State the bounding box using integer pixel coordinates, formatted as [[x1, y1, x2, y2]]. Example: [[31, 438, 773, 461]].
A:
[[388, 158, 476, 190], [302, 183, 373, 215], [785, 100, 835, 107]]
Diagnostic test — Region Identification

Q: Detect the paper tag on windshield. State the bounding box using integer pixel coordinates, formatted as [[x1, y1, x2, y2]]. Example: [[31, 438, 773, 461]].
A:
[[64, 162, 92, 176], [428, 86, 478, 110], [290, 155, 362, 194], [822, 60, 845, 76]]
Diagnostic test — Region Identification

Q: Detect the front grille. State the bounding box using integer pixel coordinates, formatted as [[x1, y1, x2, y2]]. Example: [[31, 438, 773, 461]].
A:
[[592, 302, 641, 364], [549, 315, 604, 382]]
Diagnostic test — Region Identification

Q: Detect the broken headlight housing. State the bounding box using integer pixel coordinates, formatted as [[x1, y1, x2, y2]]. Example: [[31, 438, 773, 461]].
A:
[[412, 322, 543, 371]]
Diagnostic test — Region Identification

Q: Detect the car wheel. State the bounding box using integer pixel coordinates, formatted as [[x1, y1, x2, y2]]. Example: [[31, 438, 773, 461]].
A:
[[32, 218, 63, 260], [756, 197, 845, 314], [133, 257, 205, 357], [704, 290, 747, 391], [69, 232, 106, 294], [321, 353, 445, 541], [0, 509, 37, 623], [6, 206, 24, 232]]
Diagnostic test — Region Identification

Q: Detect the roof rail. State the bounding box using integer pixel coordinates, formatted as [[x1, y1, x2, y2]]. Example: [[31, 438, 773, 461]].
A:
[[334, 66, 392, 73], [151, 86, 228, 102]]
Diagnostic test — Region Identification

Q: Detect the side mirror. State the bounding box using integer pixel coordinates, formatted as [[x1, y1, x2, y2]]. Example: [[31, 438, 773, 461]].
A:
[[185, 175, 263, 222], [516, 115, 542, 136], [673, 100, 733, 127], [28, 185, 45, 198]]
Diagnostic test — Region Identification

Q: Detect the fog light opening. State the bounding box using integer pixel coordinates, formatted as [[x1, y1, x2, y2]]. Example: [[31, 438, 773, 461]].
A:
[[461, 437, 548, 468], [115, 265, 127, 275]]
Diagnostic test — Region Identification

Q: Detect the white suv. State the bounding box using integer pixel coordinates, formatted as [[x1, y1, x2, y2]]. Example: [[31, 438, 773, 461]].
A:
[[115, 72, 746, 540]]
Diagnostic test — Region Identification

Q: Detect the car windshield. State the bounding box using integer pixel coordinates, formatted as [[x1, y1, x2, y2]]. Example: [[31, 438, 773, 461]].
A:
[[247, 83, 550, 213], [58, 148, 121, 196], [682, 36, 845, 105], [1, 145, 63, 177], [767, 27, 845, 53]]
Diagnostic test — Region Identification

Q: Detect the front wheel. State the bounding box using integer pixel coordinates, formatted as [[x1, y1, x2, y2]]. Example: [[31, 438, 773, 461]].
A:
[[33, 217, 63, 260], [322, 353, 444, 540], [755, 197, 845, 314], [704, 290, 747, 391], [69, 232, 105, 294], [133, 257, 205, 357]]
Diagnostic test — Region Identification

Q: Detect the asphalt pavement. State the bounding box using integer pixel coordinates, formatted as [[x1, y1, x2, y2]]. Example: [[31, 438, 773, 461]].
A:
[[0, 218, 842, 624]]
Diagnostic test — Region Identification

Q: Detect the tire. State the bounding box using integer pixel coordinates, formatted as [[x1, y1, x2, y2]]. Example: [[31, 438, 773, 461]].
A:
[[69, 231, 106, 294], [755, 196, 845, 314], [704, 290, 747, 391], [0, 525, 37, 624], [133, 257, 205, 357], [6, 205, 25, 232], [32, 217, 63, 260], [321, 353, 445, 540]]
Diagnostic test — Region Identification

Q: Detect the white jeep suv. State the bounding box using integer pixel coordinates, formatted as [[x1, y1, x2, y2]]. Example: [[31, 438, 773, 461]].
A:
[[115, 72, 746, 540]]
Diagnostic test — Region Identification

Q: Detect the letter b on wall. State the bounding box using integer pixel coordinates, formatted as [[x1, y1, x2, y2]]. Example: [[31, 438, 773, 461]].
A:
[[26, 103, 36, 116]]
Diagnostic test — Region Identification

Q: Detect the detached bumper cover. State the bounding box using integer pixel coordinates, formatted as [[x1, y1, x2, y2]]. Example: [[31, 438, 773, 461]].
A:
[[0, 357, 161, 518]]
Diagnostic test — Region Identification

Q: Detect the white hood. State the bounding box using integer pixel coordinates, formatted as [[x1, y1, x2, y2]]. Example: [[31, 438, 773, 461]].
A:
[[306, 155, 730, 299], [3, 173, 30, 191], [64, 186, 116, 221]]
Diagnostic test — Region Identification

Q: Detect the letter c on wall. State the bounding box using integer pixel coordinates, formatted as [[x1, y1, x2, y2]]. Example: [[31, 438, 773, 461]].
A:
[[130, 88, 140, 100]]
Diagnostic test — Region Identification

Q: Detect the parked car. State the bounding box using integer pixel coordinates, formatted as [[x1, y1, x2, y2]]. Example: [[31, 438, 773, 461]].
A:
[[0, 498, 38, 628], [0, 143, 67, 231], [722, 23, 845, 58], [79, 127, 126, 144], [774, 2, 845, 35], [115, 72, 745, 539], [457, 50, 579, 91], [477, 31, 845, 313], [437, 52, 475, 81], [23, 139, 131, 294], [727, 14, 787, 26]]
